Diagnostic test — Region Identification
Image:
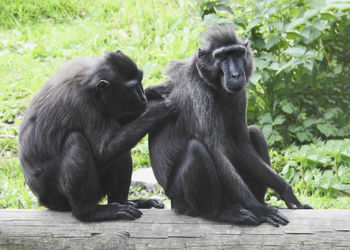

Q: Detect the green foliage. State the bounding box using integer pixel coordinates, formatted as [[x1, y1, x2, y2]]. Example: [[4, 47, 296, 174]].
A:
[[131, 136, 151, 170], [271, 139, 350, 196], [200, 0, 350, 148], [0, 0, 89, 28]]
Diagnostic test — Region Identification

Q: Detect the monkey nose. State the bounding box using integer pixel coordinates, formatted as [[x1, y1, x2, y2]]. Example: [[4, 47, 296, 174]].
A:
[[232, 72, 239, 78]]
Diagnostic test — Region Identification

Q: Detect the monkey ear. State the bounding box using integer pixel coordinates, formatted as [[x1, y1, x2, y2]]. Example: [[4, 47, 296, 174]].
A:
[[244, 40, 249, 47], [96, 80, 110, 92]]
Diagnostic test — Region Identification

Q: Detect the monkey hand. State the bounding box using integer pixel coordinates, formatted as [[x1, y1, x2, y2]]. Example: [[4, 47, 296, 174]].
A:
[[110, 202, 143, 220], [127, 199, 165, 209], [146, 98, 178, 120], [280, 186, 313, 209], [250, 204, 289, 227]]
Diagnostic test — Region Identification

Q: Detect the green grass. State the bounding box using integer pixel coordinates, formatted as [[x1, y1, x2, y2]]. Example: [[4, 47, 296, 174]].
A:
[[0, 0, 349, 209]]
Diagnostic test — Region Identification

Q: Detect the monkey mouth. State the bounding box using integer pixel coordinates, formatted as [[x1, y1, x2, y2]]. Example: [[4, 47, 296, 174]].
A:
[[223, 81, 245, 93]]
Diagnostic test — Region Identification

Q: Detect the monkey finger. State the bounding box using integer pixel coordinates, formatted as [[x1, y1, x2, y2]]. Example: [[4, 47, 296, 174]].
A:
[[285, 202, 297, 209], [247, 215, 262, 225], [150, 200, 165, 209], [275, 211, 289, 224], [115, 211, 136, 220], [262, 217, 279, 227], [272, 215, 288, 226], [127, 206, 143, 218], [123, 201, 137, 207], [240, 209, 263, 225]]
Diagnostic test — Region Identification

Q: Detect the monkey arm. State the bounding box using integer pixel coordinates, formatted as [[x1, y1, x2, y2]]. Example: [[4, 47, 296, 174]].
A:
[[145, 82, 173, 101], [240, 148, 309, 209], [97, 101, 175, 162], [213, 150, 261, 207]]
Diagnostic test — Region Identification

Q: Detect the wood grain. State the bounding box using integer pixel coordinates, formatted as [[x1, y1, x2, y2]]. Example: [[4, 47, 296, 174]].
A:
[[0, 209, 349, 249]]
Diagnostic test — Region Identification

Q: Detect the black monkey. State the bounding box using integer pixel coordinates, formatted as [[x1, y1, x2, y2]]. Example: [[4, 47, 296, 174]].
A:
[[19, 50, 175, 221], [146, 26, 312, 227]]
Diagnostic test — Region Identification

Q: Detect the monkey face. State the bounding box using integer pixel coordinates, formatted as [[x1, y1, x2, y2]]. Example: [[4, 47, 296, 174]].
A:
[[213, 44, 248, 93], [195, 27, 254, 94], [94, 51, 147, 123]]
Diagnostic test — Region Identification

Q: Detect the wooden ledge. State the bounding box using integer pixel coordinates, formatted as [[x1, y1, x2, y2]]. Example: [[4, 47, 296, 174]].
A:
[[0, 209, 349, 249]]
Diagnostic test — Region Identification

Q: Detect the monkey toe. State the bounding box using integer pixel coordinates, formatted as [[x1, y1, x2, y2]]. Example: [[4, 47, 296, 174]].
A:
[[252, 205, 289, 226], [131, 199, 165, 209], [217, 207, 262, 226], [149, 199, 165, 209], [299, 203, 313, 209], [111, 202, 143, 219], [285, 202, 298, 209]]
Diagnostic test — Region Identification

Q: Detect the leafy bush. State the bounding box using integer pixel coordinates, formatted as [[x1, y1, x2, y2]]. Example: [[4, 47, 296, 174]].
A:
[[271, 139, 350, 196], [199, 0, 350, 148]]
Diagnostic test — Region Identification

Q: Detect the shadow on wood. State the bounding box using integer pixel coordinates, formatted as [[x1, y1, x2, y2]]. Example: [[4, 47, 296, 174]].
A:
[[0, 209, 349, 249]]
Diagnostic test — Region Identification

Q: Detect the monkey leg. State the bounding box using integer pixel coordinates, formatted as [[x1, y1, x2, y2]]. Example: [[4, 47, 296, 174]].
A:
[[59, 133, 142, 221], [242, 125, 271, 204], [168, 139, 222, 217], [101, 153, 164, 209], [169, 139, 261, 225]]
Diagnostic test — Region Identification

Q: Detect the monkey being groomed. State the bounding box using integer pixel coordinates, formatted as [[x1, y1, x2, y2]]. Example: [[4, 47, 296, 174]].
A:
[[19, 50, 176, 221], [146, 25, 312, 227]]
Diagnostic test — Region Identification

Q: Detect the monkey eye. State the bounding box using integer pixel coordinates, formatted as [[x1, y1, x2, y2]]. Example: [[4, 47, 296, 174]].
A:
[[232, 49, 246, 57], [214, 53, 226, 61], [96, 80, 110, 91]]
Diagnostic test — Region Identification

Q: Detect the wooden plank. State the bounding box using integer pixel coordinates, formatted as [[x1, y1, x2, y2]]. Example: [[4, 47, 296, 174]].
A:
[[0, 209, 349, 249]]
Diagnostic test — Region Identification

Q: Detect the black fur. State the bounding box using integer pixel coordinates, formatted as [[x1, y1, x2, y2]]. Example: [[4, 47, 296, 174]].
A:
[[19, 50, 174, 221], [146, 25, 311, 227]]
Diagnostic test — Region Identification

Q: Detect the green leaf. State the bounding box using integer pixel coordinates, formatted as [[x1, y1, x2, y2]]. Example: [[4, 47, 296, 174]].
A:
[[320, 170, 334, 189], [320, 12, 335, 20], [303, 9, 318, 19], [262, 124, 273, 138], [276, 58, 298, 74], [289, 7, 299, 17], [268, 62, 280, 71], [332, 184, 350, 194], [284, 46, 306, 56], [304, 170, 313, 181], [304, 59, 314, 71], [324, 108, 341, 120], [281, 102, 294, 114], [245, 17, 262, 32], [296, 131, 313, 142], [281, 163, 290, 176], [301, 27, 321, 44], [273, 115, 285, 126], [266, 35, 280, 50], [286, 31, 300, 39], [270, 22, 284, 32], [216, 4, 234, 14], [317, 123, 338, 137], [31, 44, 47, 58], [334, 65, 342, 74], [255, 58, 270, 69], [259, 113, 273, 124], [303, 118, 318, 128], [250, 73, 262, 85]]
